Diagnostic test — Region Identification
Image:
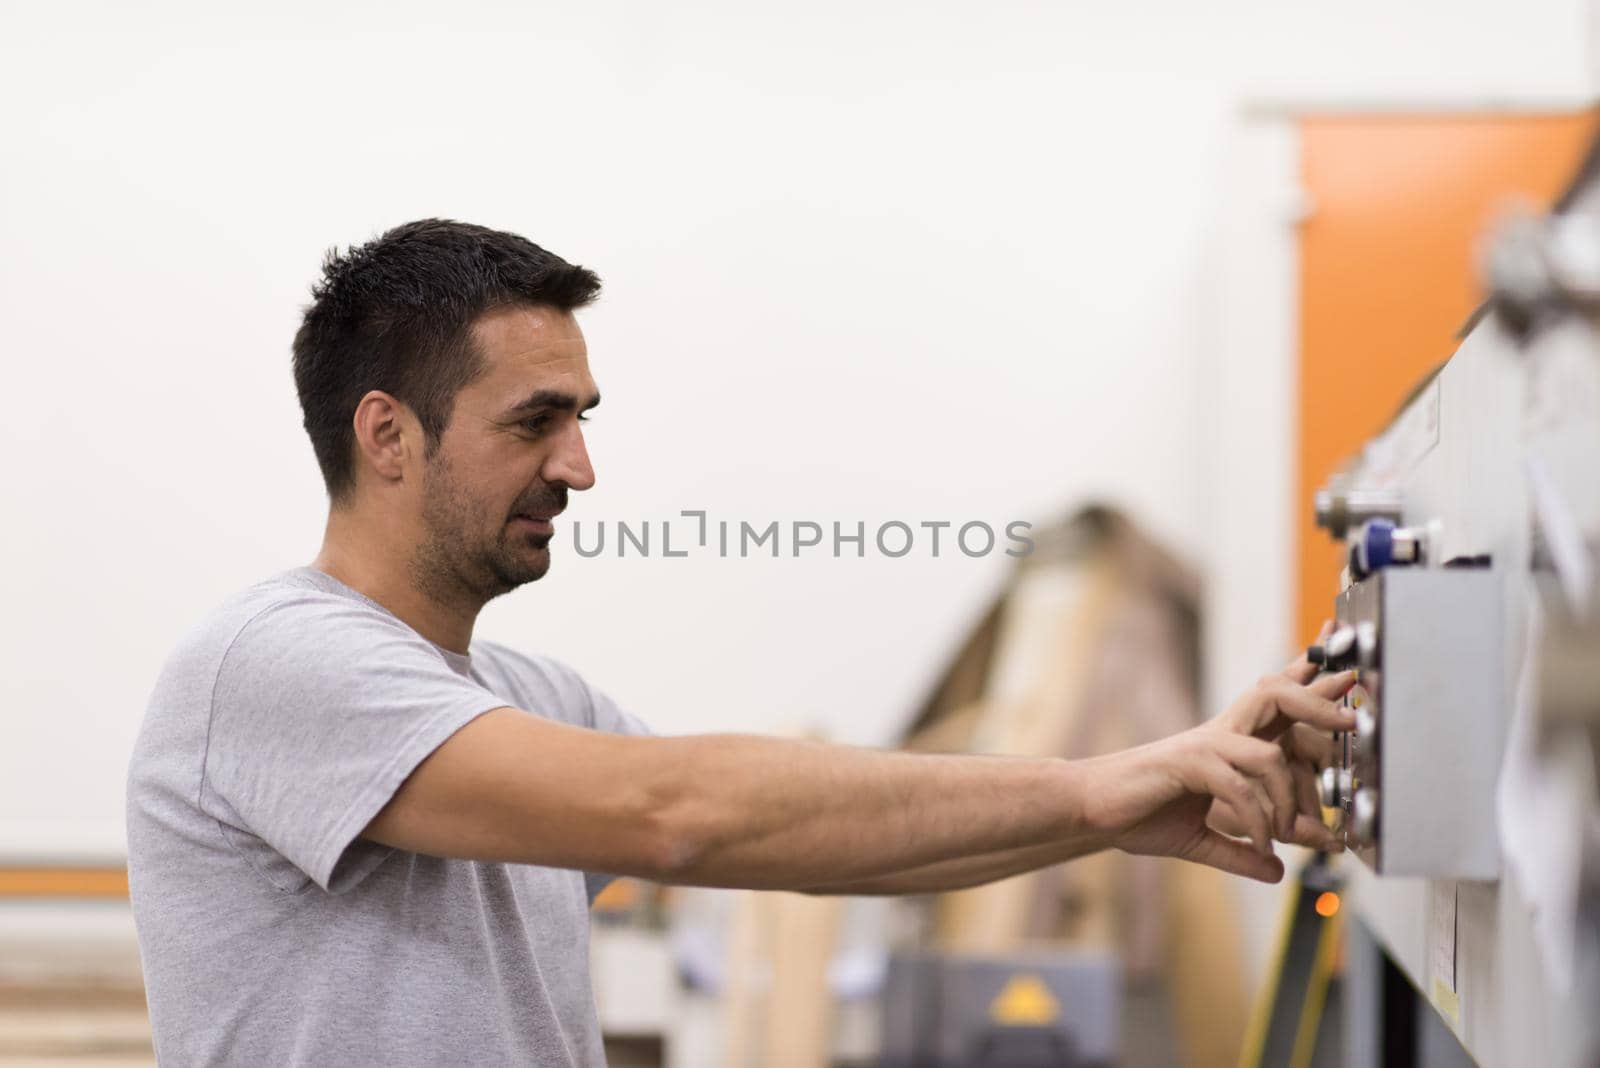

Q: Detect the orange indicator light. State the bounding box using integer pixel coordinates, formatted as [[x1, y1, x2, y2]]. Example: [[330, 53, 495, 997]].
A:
[[1315, 891, 1341, 918]]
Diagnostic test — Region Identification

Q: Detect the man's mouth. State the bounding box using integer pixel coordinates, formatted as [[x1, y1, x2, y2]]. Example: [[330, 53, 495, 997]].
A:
[[512, 510, 561, 536]]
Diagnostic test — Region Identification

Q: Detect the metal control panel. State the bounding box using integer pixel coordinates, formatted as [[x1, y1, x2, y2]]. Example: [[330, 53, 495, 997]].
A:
[[1320, 568, 1503, 878]]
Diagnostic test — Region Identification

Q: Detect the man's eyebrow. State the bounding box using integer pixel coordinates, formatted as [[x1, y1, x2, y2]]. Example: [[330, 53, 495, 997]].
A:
[[502, 389, 602, 416]]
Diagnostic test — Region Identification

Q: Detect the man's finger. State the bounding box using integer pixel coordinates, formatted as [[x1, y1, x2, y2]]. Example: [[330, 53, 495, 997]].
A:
[[1214, 734, 1297, 841], [1207, 797, 1247, 838], [1282, 656, 1317, 686], [1252, 778, 1293, 844], [1288, 812, 1343, 852], [1184, 828, 1285, 883], [1188, 753, 1272, 854], [1263, 676, 1356, 733], [1308, 670, 1359, 701], [1291, 759, 1322, 821], [1284, 724, 1336, 768]]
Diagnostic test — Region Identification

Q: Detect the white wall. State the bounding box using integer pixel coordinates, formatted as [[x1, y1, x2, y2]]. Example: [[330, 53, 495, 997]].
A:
[[1, 0, 1593, 857]]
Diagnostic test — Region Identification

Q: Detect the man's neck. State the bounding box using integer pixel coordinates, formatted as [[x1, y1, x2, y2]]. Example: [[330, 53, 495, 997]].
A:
[[311, 514, 480, 656]]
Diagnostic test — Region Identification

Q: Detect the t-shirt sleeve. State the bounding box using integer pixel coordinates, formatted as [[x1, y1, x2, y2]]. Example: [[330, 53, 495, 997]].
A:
[[202, 594, 509, 894], [583, 677, 653, 740]]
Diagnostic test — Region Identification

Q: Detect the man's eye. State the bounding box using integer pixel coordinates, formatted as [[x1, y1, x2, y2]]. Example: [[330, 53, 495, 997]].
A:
[[519, 413, 589, 434]]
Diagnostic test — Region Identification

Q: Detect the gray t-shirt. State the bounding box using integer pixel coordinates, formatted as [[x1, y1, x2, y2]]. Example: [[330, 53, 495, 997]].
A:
[[126, 566, 650, 1066]]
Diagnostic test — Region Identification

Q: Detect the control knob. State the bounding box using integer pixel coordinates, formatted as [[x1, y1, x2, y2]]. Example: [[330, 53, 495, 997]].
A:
[[1352, 701, 1378, 758], [1318, 765, 1352, 808], [1350, 787, 1379, 846], [1308, 625, 1358, 670], [1349, 518, 1423, 579]]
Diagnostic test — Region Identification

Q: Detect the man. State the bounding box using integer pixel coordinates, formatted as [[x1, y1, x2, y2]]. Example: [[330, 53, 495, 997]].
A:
[[127, 219, 1352, 1066]]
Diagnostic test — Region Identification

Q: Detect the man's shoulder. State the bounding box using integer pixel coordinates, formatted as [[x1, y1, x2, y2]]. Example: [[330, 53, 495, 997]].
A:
[[153, 570, 401, 693], [133, 572, 375, 786], [172, 570, 382, 653]]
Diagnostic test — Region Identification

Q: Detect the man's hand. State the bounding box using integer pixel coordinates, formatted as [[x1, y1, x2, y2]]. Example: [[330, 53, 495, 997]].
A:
[[1074, 636, 1355, 884], [1202, 623, 1345, 857]]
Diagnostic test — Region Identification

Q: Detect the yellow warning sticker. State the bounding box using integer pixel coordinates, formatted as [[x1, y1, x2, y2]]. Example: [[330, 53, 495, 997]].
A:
[[1431, 978, 1461, 1028], [989, 974, 1061, 1026]]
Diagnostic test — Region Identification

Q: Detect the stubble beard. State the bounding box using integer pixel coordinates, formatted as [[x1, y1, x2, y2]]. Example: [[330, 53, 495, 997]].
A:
[[411, 453, 551, 612]]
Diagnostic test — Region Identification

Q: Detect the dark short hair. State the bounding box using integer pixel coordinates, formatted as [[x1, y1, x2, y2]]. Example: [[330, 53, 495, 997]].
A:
[[292, 219, 601, 502]]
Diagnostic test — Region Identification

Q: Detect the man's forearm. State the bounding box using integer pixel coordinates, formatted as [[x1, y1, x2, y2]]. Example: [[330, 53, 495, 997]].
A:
[[635, 734, 1102, 890], [799, 838, 1098, 896]]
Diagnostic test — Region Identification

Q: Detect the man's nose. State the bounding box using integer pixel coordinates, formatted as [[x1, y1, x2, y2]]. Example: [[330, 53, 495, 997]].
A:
[[544, 421, 596, 492]]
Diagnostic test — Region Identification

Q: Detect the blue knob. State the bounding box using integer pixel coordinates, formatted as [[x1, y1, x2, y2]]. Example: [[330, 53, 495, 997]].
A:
[[1353, 519, 1395, 576]]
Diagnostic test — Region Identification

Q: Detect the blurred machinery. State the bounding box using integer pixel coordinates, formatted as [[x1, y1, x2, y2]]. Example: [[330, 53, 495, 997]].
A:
[[1304, 137, 1600, 1067], [891, 506, 1225, 1067], [881, 951, 1118, 1068]]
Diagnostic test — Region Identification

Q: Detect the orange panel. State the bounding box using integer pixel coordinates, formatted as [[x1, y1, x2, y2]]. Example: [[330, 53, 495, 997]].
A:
[[0, 866, 129, 898], [1295, 112, 1597, 647]]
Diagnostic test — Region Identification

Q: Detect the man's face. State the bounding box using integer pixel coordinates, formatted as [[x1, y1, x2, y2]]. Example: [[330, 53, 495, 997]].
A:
[[410, 304, 598, 605]]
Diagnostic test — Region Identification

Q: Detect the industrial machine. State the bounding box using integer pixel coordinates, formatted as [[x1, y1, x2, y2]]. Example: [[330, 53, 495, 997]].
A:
[[1305, 140, 1600, 1066]]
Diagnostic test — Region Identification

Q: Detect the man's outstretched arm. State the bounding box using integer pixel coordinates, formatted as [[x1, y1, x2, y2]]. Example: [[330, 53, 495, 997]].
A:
[[802, 643, 1350, 895], [362, 670, 1356, 890]]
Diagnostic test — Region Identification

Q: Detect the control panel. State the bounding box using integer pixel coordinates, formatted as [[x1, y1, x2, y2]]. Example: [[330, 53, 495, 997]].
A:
[[1313, 568, 1502, 878]]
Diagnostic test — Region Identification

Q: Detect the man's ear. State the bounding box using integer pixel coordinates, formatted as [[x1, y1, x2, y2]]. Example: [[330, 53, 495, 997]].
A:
[[350, 390, 413, 487]]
